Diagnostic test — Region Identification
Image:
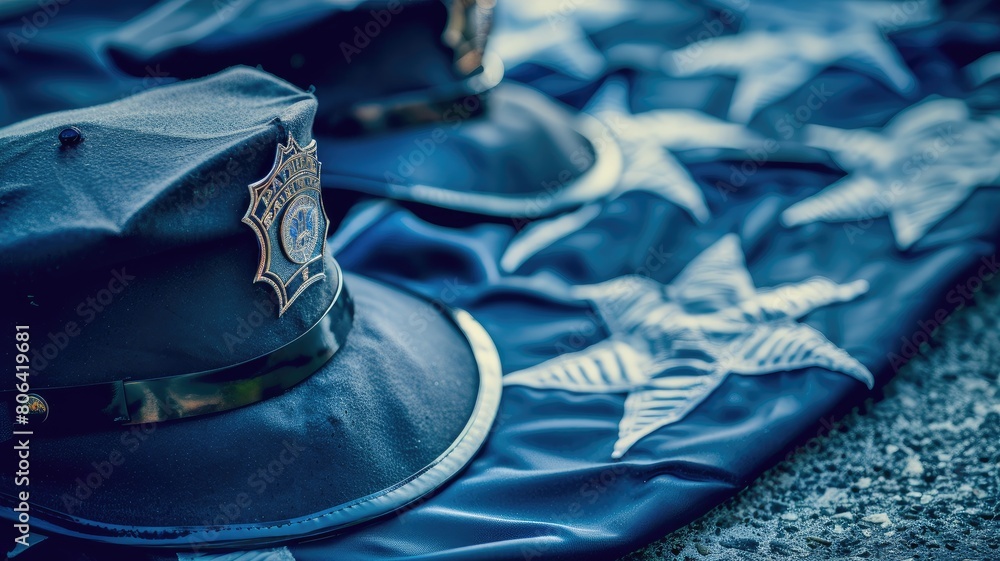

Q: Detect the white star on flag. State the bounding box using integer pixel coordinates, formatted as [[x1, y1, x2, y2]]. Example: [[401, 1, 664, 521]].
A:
[[505, 234, 874, 458], [486, 0, 639, 80], [782, 97, 1000, 249], [501, 76, 760, 272], [662, 0, 939, 123]]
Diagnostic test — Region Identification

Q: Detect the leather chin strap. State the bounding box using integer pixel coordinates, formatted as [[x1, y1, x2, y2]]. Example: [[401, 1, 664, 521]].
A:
[[2, 271, 353, 434]]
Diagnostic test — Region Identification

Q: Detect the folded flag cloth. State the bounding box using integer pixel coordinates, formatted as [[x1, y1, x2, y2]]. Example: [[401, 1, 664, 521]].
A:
[[2, 0, 1000, 560]]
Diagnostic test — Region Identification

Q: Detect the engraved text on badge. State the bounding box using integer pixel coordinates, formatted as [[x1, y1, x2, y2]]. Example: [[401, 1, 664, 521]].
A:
[[242, 134, 329, 316]]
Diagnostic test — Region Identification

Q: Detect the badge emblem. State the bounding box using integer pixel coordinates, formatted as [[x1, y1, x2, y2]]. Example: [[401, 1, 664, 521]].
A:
[[243, 134, 329, 316], [26, 393, 49, 422]]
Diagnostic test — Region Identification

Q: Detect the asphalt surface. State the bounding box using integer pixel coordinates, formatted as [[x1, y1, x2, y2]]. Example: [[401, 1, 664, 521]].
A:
[[626, 278, 1000, 560]]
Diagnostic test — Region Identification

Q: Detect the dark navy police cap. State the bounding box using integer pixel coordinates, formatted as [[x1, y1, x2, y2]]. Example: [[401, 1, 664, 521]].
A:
[[104, 0, 492, 134], [99, 0, 622, 218], [0, 66, 501, 548]]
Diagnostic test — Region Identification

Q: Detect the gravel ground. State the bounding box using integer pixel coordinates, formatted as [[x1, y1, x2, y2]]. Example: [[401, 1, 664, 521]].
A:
[[626, 279, 1000, 560]]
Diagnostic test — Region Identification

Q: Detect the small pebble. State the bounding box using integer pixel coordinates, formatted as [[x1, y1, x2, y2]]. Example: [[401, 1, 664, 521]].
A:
[[863, 513, 892, 527], [903, 456, 925, 477]]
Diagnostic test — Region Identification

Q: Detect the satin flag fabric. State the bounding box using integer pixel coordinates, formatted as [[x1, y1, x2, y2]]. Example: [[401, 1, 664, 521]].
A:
[[2, 0, 999, 559]]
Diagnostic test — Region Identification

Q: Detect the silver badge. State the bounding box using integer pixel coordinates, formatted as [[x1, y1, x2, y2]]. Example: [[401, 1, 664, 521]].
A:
[[243, 134, 329, 316]]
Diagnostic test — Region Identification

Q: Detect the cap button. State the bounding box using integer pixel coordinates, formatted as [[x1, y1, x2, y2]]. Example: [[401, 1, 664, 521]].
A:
[[58, 126, 83, 146]]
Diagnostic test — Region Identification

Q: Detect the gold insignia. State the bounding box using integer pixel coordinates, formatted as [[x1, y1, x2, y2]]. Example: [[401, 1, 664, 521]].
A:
[[26, 394, 48, 422], [243, 134, 329, 316]]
